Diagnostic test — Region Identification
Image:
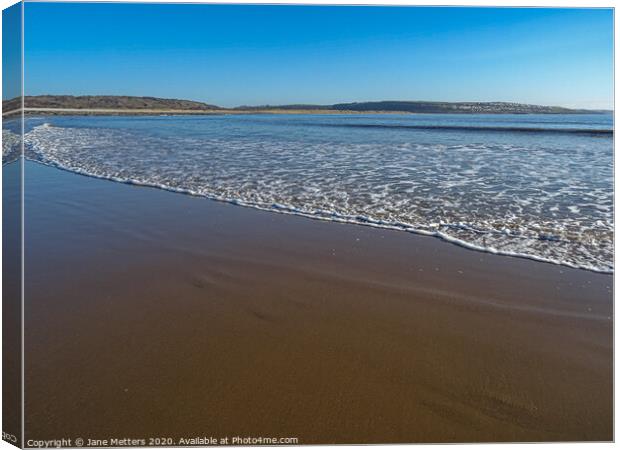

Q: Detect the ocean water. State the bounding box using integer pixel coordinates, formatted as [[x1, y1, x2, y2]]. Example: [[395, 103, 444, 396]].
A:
[[12, 113, 615, 272], [2, 118, 21, 165]]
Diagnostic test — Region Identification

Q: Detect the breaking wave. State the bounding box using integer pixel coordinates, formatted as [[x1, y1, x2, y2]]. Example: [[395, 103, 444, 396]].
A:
[[22, 114, 614, 273]]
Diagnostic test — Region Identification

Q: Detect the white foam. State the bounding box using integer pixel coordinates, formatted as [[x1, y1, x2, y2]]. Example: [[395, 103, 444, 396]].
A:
[[2, 128, 21, 165], [22, 118, 614, 273]]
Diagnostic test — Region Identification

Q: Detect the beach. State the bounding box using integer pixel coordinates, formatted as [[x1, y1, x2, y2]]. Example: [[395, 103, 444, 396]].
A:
[[9, 1, 614, 445], [21, 160, 612, 443]]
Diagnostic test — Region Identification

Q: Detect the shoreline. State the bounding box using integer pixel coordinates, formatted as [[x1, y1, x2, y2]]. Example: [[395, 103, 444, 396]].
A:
[[12, 108, 417, 117], [2, 107, 613, 117], [21, 158, 613, 274], [22, 161, 613, 442]]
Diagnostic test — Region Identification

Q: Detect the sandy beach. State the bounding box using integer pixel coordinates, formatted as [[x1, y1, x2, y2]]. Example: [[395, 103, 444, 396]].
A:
[[3, 161, 22, 443], [21, 160, 612, 444]]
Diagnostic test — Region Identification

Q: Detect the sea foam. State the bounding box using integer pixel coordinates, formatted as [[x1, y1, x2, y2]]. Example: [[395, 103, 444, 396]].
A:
[[21, 114, 614, 273]]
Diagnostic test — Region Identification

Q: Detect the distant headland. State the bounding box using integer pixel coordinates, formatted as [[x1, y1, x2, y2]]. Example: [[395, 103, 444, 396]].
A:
[[2, 95, 611, 116]]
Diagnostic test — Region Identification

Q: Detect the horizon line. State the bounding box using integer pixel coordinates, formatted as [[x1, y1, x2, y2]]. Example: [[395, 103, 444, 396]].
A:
[[3, 94, 613, 111]]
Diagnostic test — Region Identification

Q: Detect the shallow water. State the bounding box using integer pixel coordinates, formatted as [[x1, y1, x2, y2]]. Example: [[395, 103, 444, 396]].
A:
[[2, 118, 21, 165], [14, 113, 615, 272]]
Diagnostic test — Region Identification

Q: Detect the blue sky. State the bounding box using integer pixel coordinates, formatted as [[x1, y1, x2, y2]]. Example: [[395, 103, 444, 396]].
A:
[[24, 3, 613, 108], [3, 2, 21, 100]]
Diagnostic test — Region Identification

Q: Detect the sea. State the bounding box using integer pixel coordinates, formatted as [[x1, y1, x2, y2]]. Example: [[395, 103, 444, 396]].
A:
[[3, 113, 614, 272]]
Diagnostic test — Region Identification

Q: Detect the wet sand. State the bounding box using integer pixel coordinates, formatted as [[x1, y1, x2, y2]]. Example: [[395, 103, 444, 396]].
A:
[[23, 161, 612, 444], [3, 161, 22, 446]]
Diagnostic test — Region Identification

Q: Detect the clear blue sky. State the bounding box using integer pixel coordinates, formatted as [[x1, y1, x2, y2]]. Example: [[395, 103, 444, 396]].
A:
[[3, 2, 21, 101], [23, 3, 613, 109]]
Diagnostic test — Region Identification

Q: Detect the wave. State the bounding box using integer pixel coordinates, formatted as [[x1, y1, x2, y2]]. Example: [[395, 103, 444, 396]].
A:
[[25, 155, 613, 274], [2, 129, 22, 165], [23, 121, 613, 274], [309, 123, 614, 136]]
